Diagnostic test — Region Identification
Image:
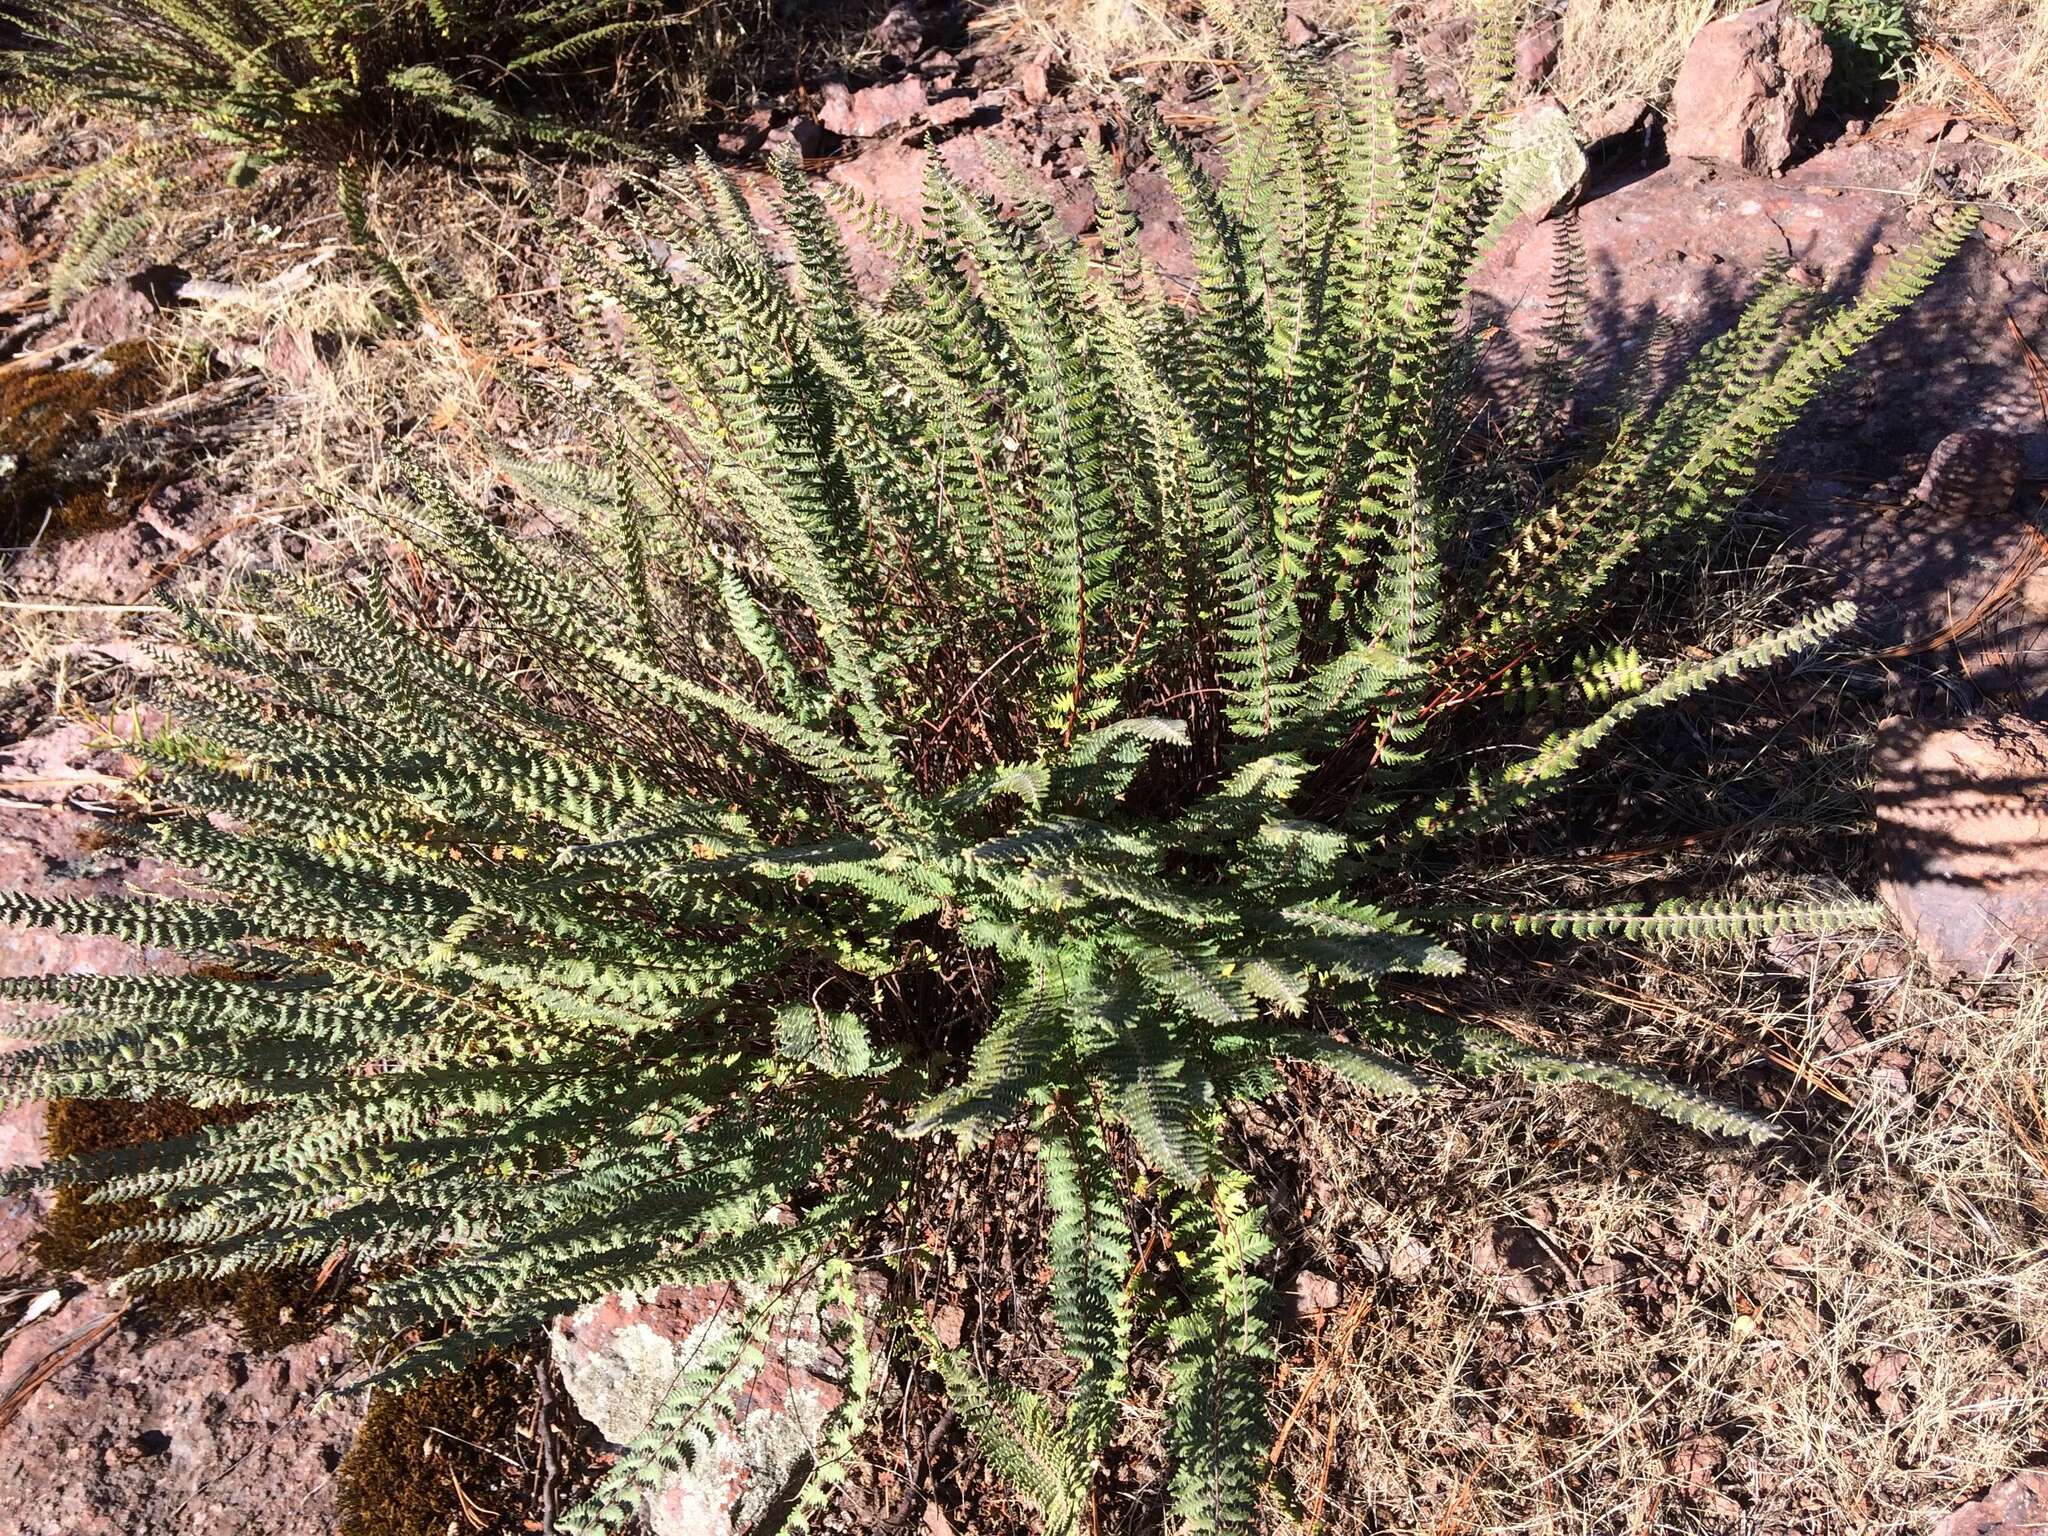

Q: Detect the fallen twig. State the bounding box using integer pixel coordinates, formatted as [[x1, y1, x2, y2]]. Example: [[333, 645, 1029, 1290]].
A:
[[0, 1306, 124, 1438], [0, 308, 57, 361], [2009, 309, 2048, 425], [534, 1355, 561, 1536], [1860, 525, 2048, 662], [112, 371, 264, 426], [1920, 38, 2020, 128], [171, 246, 343, 306], [128, 512, 270, 601]]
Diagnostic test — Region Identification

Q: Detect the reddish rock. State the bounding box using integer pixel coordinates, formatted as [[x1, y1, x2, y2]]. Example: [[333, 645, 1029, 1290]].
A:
[[765, 115, 825, 160], [868, 2, 923, 59], [1514, 14, 1562, 91], [715, 114, 769, 158], [1913, 427, 2026, 518], [1669, 1432, 1726, 1487], [0, 1102, 45, 1175], [1290, 1269, 1342, 1318], [1412, 13, 1475, 112], [1468, 1219, 1566, 1308], [58, 280, 155, 348], [261, 323, 318, 389], [1667, 1, 1831, 173], [924, 91, 989, 129], [1386, 1236, 1433, 1282], [1874, 715, 2048, 979], [1861, 1348, 1915, 1419], [1577, 94, 1652, 148], [1935, 1471, 2048, 1536], [551, 1278, 877, 1536], [1018, 57, 1053, 105], [927, 1299, 965, 1348], [818, 77, 929, 139], [0, 1291, 360, 1536]]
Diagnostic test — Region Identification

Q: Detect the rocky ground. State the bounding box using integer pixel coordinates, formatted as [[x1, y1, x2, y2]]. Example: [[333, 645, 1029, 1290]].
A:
[[3, 1, 2048, 1532], [0, 724, 367, 1535], [0, 1283, 359, 1536]]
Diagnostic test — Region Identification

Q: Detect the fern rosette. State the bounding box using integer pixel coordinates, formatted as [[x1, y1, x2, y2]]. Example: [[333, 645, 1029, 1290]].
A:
[[0, 9, 1966, 1531], [4, 0, 681, 167]]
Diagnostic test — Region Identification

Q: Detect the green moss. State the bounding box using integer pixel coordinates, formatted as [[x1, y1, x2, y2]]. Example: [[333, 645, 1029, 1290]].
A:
[[0, 339, 178, 549], [32, 1096, 337, 1352], [336, 1348, 603, 1536]]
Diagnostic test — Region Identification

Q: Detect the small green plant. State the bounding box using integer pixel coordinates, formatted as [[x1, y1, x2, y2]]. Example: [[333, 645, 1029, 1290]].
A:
[[1800, 0, 1918, 101], [2, 0, 699, 170], [0, 5, 1969, 1530]]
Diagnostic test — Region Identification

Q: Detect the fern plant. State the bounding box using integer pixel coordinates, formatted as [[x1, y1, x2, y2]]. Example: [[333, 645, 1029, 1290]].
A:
[[0, 7, 1968, 1531], [1, 0, 704, 170]]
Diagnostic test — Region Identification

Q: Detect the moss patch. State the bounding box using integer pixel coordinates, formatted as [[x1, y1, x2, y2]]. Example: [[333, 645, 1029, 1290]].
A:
[[336, 1348, 604, 1536], [32, 1096, 339, 1352], [0, 339, 174, 549]]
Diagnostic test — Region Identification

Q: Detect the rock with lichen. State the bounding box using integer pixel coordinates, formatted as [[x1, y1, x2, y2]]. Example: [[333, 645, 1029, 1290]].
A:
[[550, 1277, 879, 1536]]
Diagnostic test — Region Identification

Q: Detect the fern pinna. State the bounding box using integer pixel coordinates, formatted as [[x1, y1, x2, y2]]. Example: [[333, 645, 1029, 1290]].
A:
[[0, 10, 1965, 1532]]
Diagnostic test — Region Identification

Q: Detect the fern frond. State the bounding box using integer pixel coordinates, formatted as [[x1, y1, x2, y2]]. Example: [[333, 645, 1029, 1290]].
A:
[[1166, 1174, 1274, 1536], [1457, 898, 1885, 942], [1457, 1026, 1781, 1145], [915, 1314, 1090, 1536]]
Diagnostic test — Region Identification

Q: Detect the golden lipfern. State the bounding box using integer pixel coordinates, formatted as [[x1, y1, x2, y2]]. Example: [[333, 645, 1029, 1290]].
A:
[[0, 6, 1970, 1530], [4, 0, 694, 167]]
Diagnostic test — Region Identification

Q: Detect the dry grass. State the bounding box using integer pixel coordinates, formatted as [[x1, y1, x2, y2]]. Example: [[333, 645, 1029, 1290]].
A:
[[158, 167, 536, 507], [1903, 0, 2048, 259], [0, 142, 591, 731], [977, 0, 1739, 105], [1266, 948, 2048, 1535], [1549, 0, 1738, 129], [973, 0, 1220, 80]]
